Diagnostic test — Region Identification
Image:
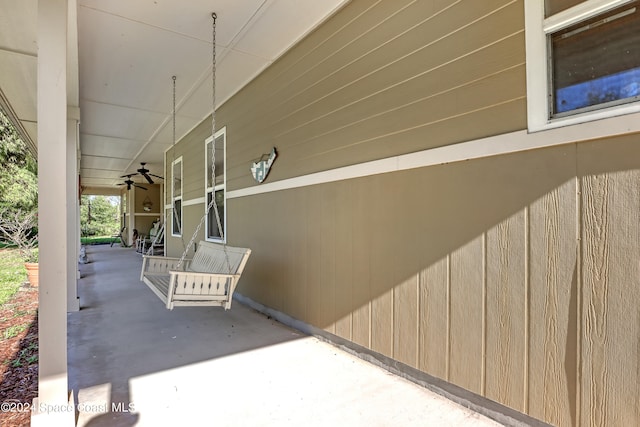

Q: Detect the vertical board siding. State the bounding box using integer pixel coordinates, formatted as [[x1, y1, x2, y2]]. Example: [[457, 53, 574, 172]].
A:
[[334, 183, 354, 340], [305, 188, 324, 328], [578, 137, 640, 427], [418, 257, 448, 379], [351, 181, 372, 348], [282, 190, 307, 321], [319, 186, 337, 334], [393, 274, 419, 368], [528, 179, 578, 427], [449, 237, 484, 393], [485, 211, 527, 411], [226, 136, 640, 427], [368, 175, 396, 358]]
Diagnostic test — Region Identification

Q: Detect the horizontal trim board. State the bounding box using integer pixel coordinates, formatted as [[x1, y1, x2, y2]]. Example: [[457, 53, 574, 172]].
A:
[[165, 198, 205, 209], [227, 111, 640, 199], [542, 0, 634, 34], [182, 197, 205, 207]]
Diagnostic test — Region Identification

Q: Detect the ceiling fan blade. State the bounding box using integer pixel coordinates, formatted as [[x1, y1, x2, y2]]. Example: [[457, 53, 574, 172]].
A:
[[148, 173, 164, 180], [141, 172, 154, 184]]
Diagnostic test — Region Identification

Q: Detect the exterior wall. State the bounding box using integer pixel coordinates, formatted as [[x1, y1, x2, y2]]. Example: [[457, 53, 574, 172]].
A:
[[163, 120, 210, 257], [219, 0, 526, 191], [229, 143, 578, 419], [166, 1, 640, 426]]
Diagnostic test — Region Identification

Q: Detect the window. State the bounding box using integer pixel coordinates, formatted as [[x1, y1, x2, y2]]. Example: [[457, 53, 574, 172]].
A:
[[526, 0, 640, 130], [205, 128, 226, 242], [171, 157, 182, 236]]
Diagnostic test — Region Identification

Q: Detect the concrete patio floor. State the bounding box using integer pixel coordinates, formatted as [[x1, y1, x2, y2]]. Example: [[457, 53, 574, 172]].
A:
[[68, 244, 503, 427]]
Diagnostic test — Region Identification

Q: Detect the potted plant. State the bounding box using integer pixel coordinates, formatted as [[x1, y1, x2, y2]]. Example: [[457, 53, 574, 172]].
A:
[[0, 209, 38, 286]]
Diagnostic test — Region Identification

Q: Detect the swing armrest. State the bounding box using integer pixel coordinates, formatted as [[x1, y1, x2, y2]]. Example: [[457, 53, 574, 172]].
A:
[[140, 255, 191, 281]]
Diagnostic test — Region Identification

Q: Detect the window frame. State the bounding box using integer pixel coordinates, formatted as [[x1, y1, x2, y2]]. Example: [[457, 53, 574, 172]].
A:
[[525, 0, 640, 131], [204, 127, 226, 243], [171, 156, 183, 237]]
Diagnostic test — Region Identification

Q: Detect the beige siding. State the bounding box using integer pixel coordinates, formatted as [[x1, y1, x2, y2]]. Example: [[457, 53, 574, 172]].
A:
[[485, 211, 527, 410], [449, 237, 484, 394], [164, 119, 211, 206], [218, 0, 526, 192], [333, 183, 354, 340], [227, 139, 640, 427], [578, 136, 640, 427], [164, 203, 206, 258], [528, 178, 578, 427], [351, 183, 372, 348], [418, 257, 448, 380], [166, 1, 640, 426]]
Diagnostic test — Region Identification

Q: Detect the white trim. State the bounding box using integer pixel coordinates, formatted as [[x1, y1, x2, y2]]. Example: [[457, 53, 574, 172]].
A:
[[543, 0, 634, 33], [227, 111, 640, 199], [524, 0, 548, 132], [525, 0, 640, 132], [205, 127, 227, 243], [171, 156, 183, 236], [183, 197, 205, 207]]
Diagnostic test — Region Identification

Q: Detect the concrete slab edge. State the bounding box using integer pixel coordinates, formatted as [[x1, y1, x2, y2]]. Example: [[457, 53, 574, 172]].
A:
[[233, 293, 553, 427]]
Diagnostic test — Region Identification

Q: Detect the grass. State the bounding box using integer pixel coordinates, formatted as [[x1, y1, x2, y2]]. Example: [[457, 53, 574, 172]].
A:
[[2, 323, 28, 340], [0, 249, 26, 306], [81, 235, 118, 245], [9, 343, 38, 367]]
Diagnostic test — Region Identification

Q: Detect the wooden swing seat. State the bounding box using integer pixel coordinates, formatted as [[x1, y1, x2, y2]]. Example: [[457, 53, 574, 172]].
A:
[[140, 241, 251, 310]]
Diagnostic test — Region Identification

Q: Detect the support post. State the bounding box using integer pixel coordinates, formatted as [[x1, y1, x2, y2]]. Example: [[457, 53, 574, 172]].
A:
[[33, 0, 74, 424], [67, 109, 80, 312]]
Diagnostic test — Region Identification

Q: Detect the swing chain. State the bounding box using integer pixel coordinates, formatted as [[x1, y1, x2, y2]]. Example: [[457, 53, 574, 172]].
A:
[[176, 12, 231, 273]]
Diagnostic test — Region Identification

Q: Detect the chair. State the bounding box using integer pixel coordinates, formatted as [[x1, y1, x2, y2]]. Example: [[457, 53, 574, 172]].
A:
[[110, 226, 126, 247], [146, 222, 164, 256], [138, 221, 162, 254]]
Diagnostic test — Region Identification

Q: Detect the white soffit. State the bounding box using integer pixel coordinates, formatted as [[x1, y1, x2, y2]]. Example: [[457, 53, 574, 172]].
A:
[[0, 52, 37, 122], [0, 1, 37, 55], [78, 6, 213, 112], [80, 134, 145, 160], [0, 0, 351, 188], [81, 156, 132, 171], [79, 101, 168, 142]]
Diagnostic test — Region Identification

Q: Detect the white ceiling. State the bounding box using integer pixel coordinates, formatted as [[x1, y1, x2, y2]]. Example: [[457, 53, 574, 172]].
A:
[[0, 0, 349, 190]]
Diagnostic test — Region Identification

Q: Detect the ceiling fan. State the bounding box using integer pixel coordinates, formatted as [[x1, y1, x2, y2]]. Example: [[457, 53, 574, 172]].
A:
[[118, 174, 147, 191], [136, 162, 164, 184]]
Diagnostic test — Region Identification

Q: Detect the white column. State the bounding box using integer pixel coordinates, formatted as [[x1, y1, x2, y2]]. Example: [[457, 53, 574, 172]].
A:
[[128, 188, 136, 245], [67, 110, 80, 312], [34, 0, 74, 425]]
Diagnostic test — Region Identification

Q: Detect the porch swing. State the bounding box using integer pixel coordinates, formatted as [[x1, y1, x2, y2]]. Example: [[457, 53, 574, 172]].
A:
[[140, 13, 251, 310]]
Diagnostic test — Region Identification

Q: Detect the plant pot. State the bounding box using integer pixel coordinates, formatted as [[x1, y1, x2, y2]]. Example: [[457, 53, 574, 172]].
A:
[[24, 262, 39, 287]]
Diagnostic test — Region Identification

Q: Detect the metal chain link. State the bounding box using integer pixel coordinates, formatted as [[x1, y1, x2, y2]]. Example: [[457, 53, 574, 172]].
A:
[[176, 12, 231, 272]]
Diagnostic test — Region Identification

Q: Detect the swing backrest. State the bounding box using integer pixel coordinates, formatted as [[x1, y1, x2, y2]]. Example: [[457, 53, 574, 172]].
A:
[[187, 241, 251, 275]]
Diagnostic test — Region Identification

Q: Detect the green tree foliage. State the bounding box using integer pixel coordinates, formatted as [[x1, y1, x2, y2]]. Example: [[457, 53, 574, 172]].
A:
[[0, 109, 37, 213], [80, 195, 120, 236]]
